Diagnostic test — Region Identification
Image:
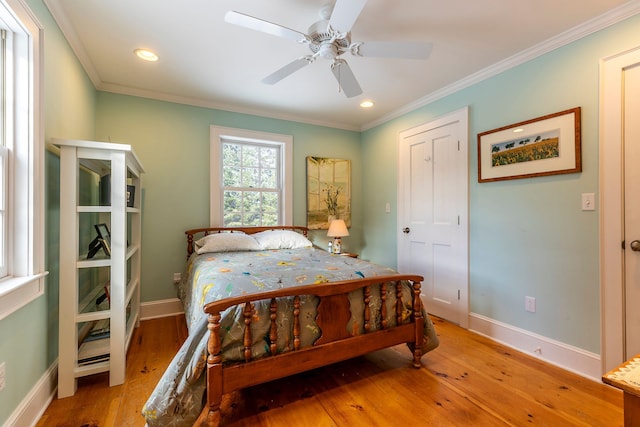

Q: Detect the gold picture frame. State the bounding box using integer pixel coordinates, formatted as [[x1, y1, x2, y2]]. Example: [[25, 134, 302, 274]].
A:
[[306, 157, 351, 230], [477, 107, 581, 183]]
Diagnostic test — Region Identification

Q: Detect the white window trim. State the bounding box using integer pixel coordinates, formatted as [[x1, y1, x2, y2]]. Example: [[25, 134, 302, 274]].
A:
[[210, 126, 293, 226], [0, 0, 46, 320]]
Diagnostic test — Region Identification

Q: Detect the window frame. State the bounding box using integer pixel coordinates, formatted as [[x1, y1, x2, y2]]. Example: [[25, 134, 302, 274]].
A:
[[0, 0, 46, 320], [210, 126, 293, 227]]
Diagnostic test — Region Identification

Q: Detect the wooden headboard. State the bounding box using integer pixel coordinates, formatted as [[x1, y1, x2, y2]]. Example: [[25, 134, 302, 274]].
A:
[[185, 226, 310, 256]]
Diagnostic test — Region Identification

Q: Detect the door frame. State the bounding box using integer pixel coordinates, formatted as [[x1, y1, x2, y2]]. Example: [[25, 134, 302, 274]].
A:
[[600, 45, 640, 373], [397, 106, 470, 328]]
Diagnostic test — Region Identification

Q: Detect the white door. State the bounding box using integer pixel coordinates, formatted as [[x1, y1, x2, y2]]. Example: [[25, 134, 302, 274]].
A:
[[398, 107, 469, 327], [624, 63, 640, 360]]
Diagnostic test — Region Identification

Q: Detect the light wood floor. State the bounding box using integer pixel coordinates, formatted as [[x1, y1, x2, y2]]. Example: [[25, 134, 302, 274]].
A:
[[37, 315, 623, 426]]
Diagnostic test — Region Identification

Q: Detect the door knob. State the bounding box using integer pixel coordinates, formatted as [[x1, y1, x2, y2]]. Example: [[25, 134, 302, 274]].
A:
[[631, 240, 640, 251], [402, 227, 410, 234]]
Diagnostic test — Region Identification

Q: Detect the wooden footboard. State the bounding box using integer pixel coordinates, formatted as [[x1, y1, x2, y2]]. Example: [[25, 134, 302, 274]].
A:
[[196, 274, 424, 427]]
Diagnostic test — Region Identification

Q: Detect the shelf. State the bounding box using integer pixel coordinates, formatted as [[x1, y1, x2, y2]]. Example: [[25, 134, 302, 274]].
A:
[[77, 258, 111, 269], [75, 360, 110, 377], [77, 205, 111, 213], [77, 310, 111, 323], [55, 138, 144, 398], [78, 336, 110, 363]]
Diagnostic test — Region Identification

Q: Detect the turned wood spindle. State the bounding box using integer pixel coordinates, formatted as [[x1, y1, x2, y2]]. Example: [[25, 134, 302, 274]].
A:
[[293, 296, 301, 351], [207, 312, 222, 366], [269, 298, 278, 355], [396, 282, 403, 326], [243, 302, 253, 362], [380, 282, 388, 329], [186, 234, 194, 259], [363, 285, 371, 332]]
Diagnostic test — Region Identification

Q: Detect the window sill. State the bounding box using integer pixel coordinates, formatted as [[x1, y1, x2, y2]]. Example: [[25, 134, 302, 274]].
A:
[[0, 272, 48, 320]]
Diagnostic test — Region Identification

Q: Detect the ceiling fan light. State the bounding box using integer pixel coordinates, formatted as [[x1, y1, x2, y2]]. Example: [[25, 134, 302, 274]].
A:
[[134, 48, 158, 62], [318, 43, 338, 60]]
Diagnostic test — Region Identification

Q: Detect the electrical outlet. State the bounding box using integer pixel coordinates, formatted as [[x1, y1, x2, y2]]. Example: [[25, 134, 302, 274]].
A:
[[525, 296, 536, 313], [0, 362, 6, 392], [173, 272, 181, 283]]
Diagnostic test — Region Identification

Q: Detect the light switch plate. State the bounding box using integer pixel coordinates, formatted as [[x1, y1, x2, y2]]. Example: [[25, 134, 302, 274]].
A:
[[581, 193, 595, 211]]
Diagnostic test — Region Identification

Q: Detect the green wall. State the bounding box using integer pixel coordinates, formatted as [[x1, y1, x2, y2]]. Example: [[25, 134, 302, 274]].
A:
[[2, 0, 640, 423], [0, 0, 96, 424], [94, 93, 362, 302], [361, 13, 640, 354]]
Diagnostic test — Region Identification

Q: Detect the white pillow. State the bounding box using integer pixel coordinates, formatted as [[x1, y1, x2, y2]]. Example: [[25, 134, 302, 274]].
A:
[[195, 232, 261, 254], [252, 229, 312, 250]]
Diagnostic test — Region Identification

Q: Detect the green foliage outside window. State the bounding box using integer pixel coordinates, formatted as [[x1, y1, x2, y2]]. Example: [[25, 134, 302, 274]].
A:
[[222, 142, 280, 226]]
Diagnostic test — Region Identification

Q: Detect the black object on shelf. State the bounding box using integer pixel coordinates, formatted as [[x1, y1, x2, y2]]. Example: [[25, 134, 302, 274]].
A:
[[86, 224, 111, 258]]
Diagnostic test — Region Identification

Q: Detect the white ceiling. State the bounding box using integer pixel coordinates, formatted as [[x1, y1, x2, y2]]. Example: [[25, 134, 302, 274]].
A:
[[44, 0, 639, 131]]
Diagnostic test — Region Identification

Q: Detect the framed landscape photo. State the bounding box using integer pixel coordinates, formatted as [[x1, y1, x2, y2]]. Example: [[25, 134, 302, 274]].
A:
[[477, 107, 581, 183]]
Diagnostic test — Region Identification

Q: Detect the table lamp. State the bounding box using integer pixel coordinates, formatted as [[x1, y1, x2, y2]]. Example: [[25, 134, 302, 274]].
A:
[[327, 219, 349, 254]]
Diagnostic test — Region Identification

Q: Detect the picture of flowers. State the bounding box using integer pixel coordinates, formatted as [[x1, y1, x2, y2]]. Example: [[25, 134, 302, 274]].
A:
[[306, 157, 351, 230], [478, 107, 581, 182], [490, 129, 560, 167]]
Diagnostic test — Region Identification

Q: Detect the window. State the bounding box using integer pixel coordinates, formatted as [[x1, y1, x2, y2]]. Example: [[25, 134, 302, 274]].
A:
[[0, 0, 46, 320], [210, 126, 292, 227]]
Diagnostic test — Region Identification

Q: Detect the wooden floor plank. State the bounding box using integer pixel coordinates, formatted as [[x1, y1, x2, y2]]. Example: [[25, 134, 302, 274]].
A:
[[37, 314, 623, 426]]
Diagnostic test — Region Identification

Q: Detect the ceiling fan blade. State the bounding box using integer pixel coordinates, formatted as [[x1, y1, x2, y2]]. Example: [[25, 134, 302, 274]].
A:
[[331, 59, 362, 98], [262, 57, 311, 85], [329, 0, 367, 32], [225, 11, 308, 43], [356, 41, 433, 60]]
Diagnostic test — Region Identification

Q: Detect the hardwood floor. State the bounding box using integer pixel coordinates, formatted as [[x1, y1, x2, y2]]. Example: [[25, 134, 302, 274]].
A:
[[37, 315, 623, 426]]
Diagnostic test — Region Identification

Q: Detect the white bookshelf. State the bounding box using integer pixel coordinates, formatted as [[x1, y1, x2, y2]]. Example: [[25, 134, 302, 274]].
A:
[[54, 138, 144, 398]]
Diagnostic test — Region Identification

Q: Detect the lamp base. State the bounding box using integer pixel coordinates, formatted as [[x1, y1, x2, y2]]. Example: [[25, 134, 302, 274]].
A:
[[332, 237, 342, 254]]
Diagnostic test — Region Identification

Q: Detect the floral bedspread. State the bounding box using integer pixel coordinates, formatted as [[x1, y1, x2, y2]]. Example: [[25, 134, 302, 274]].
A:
[[142, 247, 439, 426]]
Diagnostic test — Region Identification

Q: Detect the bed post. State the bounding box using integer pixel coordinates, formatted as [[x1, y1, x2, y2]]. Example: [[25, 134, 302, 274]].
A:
[[197, 312, 223, 426], [187, 232, 195, 258], [411, 280, 424, 368]]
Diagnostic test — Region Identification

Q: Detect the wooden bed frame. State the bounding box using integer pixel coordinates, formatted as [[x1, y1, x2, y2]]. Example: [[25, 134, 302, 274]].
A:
[[186, 226, 426, 427]]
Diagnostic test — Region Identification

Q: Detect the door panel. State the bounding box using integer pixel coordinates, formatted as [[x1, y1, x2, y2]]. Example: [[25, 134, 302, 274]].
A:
[[624, 63, 640, 359], [398, 109, 468, 325]]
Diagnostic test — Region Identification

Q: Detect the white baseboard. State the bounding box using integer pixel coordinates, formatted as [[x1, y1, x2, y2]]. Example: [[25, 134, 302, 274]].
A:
[[469, 312, 602, 380], [11, 299, 184, 427], [3, 361, 57, 427], [140, 298, 184, 320]]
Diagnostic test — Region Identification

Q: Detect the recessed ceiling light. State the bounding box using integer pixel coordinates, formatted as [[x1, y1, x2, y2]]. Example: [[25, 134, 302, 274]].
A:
[[513, 128, 524, 133], [134, 49, 158, 62], [360, 100, 374, 108]]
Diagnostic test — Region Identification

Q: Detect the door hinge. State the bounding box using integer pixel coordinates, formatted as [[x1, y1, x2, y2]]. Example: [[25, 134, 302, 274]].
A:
[[457, 289, 461, 300], [623, 240, 626, 250], [458, 140, 460, 151], [458, 215, 460, 225]]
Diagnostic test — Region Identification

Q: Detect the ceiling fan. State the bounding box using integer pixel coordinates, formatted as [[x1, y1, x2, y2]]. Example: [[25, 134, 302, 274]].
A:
[[224, 0, 432, 98]]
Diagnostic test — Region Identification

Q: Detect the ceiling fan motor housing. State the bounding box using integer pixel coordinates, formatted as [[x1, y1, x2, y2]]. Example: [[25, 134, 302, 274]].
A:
[[307, 19, 350, 59]]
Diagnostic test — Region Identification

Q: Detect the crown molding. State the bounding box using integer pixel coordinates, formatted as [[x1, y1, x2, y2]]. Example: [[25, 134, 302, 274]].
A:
[[44, 0, 640, 132], [361, 0, 640, 131]]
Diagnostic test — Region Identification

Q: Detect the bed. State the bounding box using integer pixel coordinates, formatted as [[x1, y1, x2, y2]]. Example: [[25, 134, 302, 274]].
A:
[[142, 226, 439, 427]]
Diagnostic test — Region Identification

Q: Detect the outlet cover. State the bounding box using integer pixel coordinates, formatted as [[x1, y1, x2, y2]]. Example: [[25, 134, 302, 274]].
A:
[[0, 362, 5, 392]]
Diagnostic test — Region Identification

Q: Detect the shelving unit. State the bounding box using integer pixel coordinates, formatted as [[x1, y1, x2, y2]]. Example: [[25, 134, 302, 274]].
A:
[[54, 138, 144, 398]]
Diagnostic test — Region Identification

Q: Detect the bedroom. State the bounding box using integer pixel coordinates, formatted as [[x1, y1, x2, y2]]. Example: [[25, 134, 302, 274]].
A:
[[1, 0, 640, 425]]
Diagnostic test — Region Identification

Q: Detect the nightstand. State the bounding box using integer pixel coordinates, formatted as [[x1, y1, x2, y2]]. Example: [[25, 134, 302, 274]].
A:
[[340, 252, 358, 258]]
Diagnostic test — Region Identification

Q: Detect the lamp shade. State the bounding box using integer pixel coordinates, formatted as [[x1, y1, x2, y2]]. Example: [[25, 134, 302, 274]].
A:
[[327, 219, 349, 237]]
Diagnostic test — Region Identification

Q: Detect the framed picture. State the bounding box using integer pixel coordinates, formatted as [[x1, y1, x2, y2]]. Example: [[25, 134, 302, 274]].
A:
[[306, 157, 351, 230], [477, 107, 581, 183], [95, 223, 111, 257], [126, 185, 135, 207]]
